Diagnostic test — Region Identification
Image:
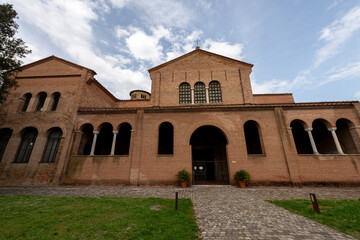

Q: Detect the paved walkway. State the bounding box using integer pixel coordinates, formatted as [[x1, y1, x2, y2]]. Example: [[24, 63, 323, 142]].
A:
[[1, 185, 359, 239]]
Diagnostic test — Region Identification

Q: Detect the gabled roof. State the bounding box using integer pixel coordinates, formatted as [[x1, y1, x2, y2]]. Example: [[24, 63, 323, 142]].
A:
[[20, 55, 97, 75], [148, 48, 253, 72]]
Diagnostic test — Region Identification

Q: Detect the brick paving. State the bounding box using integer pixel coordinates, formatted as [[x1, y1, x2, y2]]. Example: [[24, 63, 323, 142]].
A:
[[1, 185, 359, 239]]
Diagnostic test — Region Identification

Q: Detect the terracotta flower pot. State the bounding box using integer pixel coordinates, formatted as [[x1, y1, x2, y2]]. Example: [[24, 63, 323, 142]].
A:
[[180, 181, 187, 188], [238, 181, 246, 188]]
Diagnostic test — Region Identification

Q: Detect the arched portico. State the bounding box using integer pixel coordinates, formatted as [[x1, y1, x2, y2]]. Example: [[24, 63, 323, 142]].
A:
[[190, 125, 229, 185]]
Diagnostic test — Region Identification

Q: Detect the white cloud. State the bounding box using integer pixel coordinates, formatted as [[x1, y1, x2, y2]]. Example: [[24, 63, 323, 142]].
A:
[[115, 27, 130, 39], [125, 28, 164, 64], [109, 0, 193, 28], [328, 61, 360, 80], [354, 91, 360, 98], [108, 0, 131, 8], [327, 0, 342, 10], [251, 78, 293, 94], [202, 40, 244, 60], [314, 6, 360, 67]]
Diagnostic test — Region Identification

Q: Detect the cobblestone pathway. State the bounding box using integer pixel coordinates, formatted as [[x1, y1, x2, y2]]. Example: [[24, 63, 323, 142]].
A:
[[1, 185, 359, 239]]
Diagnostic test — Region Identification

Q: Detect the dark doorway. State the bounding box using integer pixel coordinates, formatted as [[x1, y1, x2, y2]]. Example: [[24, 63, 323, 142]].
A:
[[190, 126, 229, 185]]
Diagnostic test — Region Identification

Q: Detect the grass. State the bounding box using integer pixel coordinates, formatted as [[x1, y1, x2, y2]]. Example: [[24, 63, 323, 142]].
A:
[[0, 195, 198, 240], [268, 199, 360, 239]]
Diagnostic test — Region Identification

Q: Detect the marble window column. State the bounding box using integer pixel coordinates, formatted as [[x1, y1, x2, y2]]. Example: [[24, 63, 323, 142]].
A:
[[328, 127, 344, 154], [205, 87, 210, 103], [191, 88, 195, 104], [90, 131, 99, 156], [110, 131, 118, 156], [305, 128, 319, 155]]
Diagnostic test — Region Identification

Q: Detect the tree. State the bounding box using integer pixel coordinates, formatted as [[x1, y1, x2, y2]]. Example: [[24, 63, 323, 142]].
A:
[[0, 3, 31, 103]]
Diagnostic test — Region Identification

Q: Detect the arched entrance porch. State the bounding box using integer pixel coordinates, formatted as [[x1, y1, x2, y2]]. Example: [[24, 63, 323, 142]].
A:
[[190, 125, 229, 185]]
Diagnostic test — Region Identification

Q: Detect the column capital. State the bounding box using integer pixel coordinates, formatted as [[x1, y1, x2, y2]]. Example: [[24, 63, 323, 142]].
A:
[[287, 127, 292, 130], [130, 130, 136, 132], [112, 131, 119, 134], [305, 128, 313, 132], [205, 86, 209, 89], [74, 130, 83, 134], [328, 127, 337, 131], [93, 131, 99, 134]]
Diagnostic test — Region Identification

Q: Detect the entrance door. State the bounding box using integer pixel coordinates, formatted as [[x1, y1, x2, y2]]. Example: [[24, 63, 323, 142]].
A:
[[190, 126, 229, 185]]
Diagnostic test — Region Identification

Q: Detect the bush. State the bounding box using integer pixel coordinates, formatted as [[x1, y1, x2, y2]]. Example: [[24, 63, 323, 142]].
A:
[[177, 169, 191, 182], [234, 170, 250, 182]]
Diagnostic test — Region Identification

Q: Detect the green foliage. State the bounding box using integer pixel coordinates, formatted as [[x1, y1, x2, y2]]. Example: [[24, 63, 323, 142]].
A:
[[177, 169, 191, 182], [0, 3, 31, 103], [0, 195, 198, 240], [234, 169, 250, 182], [269, 199, 360, 239]]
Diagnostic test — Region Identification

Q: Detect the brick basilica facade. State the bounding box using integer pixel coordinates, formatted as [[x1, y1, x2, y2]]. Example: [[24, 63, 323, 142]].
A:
[[1, 48, 360, 186]]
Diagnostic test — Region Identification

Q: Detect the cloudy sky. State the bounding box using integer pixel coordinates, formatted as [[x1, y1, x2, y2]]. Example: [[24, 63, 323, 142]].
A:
[[5, 0, 360, 102]]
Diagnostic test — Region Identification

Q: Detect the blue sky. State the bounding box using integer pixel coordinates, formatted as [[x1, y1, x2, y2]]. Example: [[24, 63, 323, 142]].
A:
[[5, 0, 360, 102]]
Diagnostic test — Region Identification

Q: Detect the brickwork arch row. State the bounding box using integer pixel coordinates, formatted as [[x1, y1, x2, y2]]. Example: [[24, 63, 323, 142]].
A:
[[0, 126, 63, 163], [77, 122, 132, 156], [290, 118, 360, 155], [179, 80, 222, 104], [18, 91, 61, 112]]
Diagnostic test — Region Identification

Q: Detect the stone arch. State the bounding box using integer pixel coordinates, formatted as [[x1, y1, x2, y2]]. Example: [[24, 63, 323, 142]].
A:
[[50, 92, 61, 111], [190, 125, 229, 184], [243, 120, 263, 154], [158, 122, 174, 155], [290, 119, 313, 154], [95, 122, 113, 155], [78, 123, 94, 155], [194, 81, 206, 103], [115, 122, 132, 155], [35, 92, 47, 111], [18, 93, 32, 112], [14, 127, 38, 163], [209, 80, 222, 103], [186, 121, 231, 146], [0, 128, 13, 162], [336, 118, 359, 154], [41, 127, 63, 163], [312, 119, 337, 154], [179, 82, 191, 104]]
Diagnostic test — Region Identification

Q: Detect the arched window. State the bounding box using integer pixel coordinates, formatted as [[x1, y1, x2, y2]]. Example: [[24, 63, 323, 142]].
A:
[[41, 128, 62, 163], [14, 127, 38, 163], [51, 92, 60, 111], [179, 82, 191, 104], [20, 93, 32, 112], [0, 128, 12, 162], [115, 123, 132, 155], [290, 120, 313, 154], [158, 122, 174, 155], [78, 124, 94, 155], [209, 81, 222, 103], [95, 123, 113, 155], [244, 121, 263, 154], [35, 92, 47, 111], [336, 119, 358, 154], [194, 82, 206, 104], [312, 119, 337, 154]]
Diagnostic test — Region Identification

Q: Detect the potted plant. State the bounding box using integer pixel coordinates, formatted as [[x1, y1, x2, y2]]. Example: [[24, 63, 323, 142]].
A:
[[177, 169, 191, 188], [234, 170, 250, 188]]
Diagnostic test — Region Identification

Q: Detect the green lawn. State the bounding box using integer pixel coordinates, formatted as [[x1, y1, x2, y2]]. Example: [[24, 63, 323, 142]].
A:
[[0, 195, 198, 240], [268, 199, 360, 239]]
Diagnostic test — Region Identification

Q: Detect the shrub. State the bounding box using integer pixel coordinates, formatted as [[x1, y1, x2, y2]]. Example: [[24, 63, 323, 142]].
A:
[[234, 170, 250, 182], [177, 169, 191, 182]]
